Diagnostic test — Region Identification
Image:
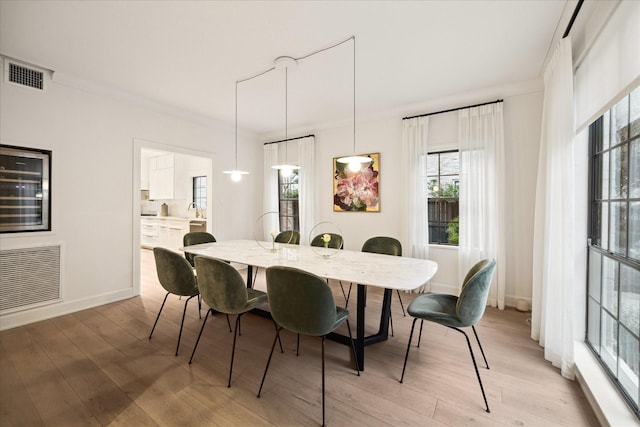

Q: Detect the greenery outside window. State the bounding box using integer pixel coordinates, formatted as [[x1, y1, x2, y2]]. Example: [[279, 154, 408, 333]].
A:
[[427, 150, 459, 245], [192, 176, 207, 211], [586, 86, 640, 417], [278, 169, 299, 232]]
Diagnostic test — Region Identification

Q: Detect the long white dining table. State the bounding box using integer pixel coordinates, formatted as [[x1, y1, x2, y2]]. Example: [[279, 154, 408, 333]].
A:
[[181, 239, 438, 369]]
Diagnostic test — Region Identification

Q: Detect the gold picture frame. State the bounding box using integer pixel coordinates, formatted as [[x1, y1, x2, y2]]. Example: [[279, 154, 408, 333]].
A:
[[333, 153, 380, 212]]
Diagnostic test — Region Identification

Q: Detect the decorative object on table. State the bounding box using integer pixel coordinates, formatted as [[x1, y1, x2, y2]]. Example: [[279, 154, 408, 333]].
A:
[[0, 144, 51, 233], [253, 211, 281, 251], [333, 152, 380, 212], [258, 266, 360, 426], [309, 221, 343, 258], [270, 230, 276, 251], [400, 259, 497, 413]]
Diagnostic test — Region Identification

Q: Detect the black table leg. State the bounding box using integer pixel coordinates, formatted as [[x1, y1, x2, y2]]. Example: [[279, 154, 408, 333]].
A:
[[247, 265, 253, 288]]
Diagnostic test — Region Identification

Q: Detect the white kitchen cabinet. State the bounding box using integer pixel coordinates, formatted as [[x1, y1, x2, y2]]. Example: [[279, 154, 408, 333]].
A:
[[141, 217, 189, 251], [148, 153, 189, 200]]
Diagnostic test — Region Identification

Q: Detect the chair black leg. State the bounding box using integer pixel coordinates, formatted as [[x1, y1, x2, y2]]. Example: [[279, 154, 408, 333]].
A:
[[321, 335, 326, 427], [417, 319, 424, 348], [176, 294, 197, 356], [451, 327, 490, 413], [258, 326, 282, 398], [396, 290, 406, 316], [189, 308, 213, 363], [228, 314, 242, 387], [400, 317, 418, 383], [149, 292, 169, 339], [389, 306, 394, 337], [345, 319, 360, 375], [340, 282, 352, 307], [197, 294, 202, 319], [225, 314, 232, 332], [296, 333, 300, 356], [472, 325, 489, 369]]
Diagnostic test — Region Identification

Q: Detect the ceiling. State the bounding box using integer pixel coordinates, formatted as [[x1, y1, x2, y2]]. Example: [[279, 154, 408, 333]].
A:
[[0, 1, 570, 136]]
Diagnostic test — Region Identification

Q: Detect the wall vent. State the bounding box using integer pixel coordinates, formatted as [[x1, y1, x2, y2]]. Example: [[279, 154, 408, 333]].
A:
[[6, 61, 45, 90], [0, 245, 62, 313]]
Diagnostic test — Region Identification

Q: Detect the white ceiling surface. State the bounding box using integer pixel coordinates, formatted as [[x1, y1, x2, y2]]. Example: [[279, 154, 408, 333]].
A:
[[1, 1, 567, 136]]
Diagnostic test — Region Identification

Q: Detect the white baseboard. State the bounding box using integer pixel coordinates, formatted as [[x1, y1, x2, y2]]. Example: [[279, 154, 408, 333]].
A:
[[0, 288, 136, 331]]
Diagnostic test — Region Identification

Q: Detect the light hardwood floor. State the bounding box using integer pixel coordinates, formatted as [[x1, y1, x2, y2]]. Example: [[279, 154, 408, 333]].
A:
[[0, 249, 598, 426]]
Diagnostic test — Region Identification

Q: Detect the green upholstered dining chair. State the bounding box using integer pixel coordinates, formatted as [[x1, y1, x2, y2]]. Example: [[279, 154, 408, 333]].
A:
[[258, 266, 360, 427], [183, 231, 216, 267], [149, 247, 201, 356], [275, 229, 300, 245], [189, 256, 276, 388], [400, 259, 497, 413], [361, 236, 406, 335]]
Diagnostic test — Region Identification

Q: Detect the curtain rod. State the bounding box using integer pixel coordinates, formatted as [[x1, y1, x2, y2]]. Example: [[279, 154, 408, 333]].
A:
[[402, 99, 503, 120], [562, 0, 584, 38], [263, 134, 315, 145]]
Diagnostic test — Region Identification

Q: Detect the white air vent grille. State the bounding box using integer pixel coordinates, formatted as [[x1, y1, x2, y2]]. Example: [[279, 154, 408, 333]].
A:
[[0, 245, 61, 312], [8, 62, 44, 90]]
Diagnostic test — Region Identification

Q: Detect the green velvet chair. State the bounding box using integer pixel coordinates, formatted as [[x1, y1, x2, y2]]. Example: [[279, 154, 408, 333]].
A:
[[275, 229, 300, 245], [258, 266, 360, 427], [183, 231, 216, 267], [189, 256, 273, 387], [149, 247, 201, 356], [361, 236, 406, 336], [400, 259, 497, 413]]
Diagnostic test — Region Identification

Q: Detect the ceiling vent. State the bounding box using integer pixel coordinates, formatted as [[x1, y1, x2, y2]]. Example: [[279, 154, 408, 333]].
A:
[[4, 59, 46, 91]]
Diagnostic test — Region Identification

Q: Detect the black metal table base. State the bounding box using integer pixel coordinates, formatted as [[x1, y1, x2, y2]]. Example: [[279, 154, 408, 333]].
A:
[[246, 266, 392, 371]]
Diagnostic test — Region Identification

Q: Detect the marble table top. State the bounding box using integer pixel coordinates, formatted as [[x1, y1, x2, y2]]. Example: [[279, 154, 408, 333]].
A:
[[182, 239, 438, 291]]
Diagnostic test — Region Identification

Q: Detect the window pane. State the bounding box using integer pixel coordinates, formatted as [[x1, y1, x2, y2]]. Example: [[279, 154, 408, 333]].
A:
[[631, 140, 640, 199], [602, 256, 617, 315], [620, 264, 640, 335], [427, 154, 439, 176], [440, 152, 459, 175], [610, 202, 627, 256], [618, 327, 639, 407], [440, 175, 459, 197], [631, 202, 640, 261], [610, 145, 629, 199], [603, 111, 611, 151], [612, 96, 629, 144], [632, 86, 640, 138], [600, 201, 609, 249], [589, 249, 602, 302], [588, 298, 601, 351], [602, 151, 610, 200], [602, 310, 619, 374]]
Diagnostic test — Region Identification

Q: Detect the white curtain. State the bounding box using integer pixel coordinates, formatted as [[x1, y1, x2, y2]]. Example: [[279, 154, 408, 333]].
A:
[[458, 103, 506, 309], [262, 143, 280, 240], [296, 136, 316, 245], [531, 37, 577, 379], [401, 116, 430, 293]]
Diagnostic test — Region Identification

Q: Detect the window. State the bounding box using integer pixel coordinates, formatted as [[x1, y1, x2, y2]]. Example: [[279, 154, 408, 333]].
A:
[[586, 87, 640, 417], [427, 151, 459, 245], [192, 176, 207, 211], [278, 169, 299, 232]]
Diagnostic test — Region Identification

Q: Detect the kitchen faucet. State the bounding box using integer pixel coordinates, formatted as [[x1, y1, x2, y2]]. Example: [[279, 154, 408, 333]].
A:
[[187, 202, 200, 218]]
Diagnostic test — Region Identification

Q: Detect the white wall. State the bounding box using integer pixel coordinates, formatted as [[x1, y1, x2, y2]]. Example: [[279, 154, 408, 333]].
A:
[[0, 66, 263, 330], [289, 85, 543, 306]]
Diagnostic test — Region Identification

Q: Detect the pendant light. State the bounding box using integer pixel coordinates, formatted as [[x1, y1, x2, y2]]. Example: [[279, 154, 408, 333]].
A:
[[223, 80, 250, 182], [271, 56, 300, 177], [336, 36, 372, 172]]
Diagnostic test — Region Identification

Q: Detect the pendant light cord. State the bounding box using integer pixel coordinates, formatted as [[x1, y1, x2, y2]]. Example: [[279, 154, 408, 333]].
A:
[[234, 80, 238, 169], [353, 35, 356, 156]]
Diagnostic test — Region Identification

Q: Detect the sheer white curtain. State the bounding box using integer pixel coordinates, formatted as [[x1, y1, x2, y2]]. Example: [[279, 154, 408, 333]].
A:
[[401, 116, 430, 293], [458, 103, 506, 309], [296, 136, 316, 245], [262, 143, 280, 239], [531, 37, 577, 379]]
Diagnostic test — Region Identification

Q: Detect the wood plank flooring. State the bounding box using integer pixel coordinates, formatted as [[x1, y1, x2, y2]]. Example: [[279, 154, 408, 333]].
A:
[[0, 248, 599, 426]]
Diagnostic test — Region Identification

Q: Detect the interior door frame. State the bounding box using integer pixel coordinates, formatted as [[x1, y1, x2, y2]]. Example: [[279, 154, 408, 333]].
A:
[[132, 138, 215, 295]]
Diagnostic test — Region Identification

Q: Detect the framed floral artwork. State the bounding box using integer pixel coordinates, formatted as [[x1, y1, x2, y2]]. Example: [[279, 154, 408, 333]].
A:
[[333, 153, 380, 212]]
